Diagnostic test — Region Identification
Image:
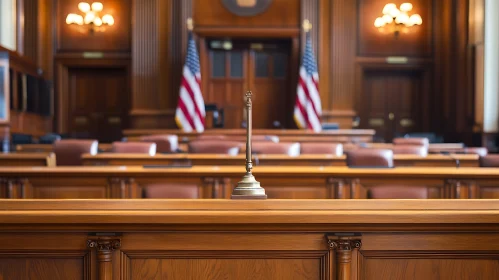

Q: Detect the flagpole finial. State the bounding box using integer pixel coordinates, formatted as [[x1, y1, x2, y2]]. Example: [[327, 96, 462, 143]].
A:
[[303, 19, 312, 33], [187, 18, 194, 31]]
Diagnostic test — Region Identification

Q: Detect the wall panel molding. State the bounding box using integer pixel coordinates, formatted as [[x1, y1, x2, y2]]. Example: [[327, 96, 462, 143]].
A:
[[330, 0, 357, 111]]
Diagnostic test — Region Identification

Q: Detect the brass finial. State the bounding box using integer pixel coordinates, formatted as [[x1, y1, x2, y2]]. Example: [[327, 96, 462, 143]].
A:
[[231, 91, 267, 199], [187, 18, 194, 31], [303, 19, 312, 33]]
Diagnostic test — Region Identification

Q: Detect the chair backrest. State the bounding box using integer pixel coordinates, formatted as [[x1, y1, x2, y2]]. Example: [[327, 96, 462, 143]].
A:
[[111, 142, 156, 156], [368, 185, 429, 199], [391, 145, 428, 156], [300, 142, 343, 156], [464, 147, 488, 157], [479, 155, 499, 167], [346, 149, 394, 167], [53, 139, 98, 166], [393, 137, 429, 147], [39, 133, 62, 144], [139, 134, 178, 153], [188, 140, 242, 155], [12, 134, 33, 145], [196, 135, 227, 140], [252, 142, 300, 156], [143, 183, 199, 198]]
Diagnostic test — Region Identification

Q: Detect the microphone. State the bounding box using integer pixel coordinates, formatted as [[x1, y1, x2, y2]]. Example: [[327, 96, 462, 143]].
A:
[[440, 151, 460, 168]]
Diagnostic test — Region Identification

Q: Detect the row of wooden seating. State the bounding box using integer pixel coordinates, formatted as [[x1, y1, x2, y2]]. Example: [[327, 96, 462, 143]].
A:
[[16, 136, 484, 156], [1, 165, 499, 199], [2, 141, 493, 168]]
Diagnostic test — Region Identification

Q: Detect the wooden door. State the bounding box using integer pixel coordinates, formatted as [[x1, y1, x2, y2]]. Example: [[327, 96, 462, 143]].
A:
[[205, 39, 291, 128], [68, 68, 128, 142], [361, 69, 423, 142]]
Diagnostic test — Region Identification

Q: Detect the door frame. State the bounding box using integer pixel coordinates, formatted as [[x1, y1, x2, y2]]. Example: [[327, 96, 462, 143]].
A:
[[354, 57, 432, 141], [197, 30, 300, 128], [54, 54, 131, 135]]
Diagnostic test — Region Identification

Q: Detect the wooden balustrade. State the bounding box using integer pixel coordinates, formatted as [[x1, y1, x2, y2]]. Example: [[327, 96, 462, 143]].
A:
[[0, 166, 498, 199]]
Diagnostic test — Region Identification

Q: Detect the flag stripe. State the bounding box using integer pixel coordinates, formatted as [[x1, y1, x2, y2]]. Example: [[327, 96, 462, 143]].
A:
[[177, 99, 196, 130], [181, 76, 205, 125], [299, 76, 320, 119]]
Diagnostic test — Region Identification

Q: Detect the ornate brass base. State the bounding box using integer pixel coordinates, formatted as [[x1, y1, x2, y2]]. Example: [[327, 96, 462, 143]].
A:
[[231, 173, 267, 199]]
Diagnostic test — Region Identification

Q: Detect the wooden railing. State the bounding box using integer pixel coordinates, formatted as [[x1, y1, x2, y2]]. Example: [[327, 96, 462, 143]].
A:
[[0, 166, 498, 199], [0, 199, 498, 280]]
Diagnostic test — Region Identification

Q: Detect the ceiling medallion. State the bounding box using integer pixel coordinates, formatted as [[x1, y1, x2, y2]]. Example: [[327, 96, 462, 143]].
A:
[[221, 0, 273, 17]]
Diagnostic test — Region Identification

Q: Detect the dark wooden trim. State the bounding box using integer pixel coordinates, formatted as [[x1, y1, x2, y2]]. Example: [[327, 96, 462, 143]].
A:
[[194, 27, 300, 38]]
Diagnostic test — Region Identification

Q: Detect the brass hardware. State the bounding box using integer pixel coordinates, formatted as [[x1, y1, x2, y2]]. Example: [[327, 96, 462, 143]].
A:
[[386, 56, 408, 64], [250, 43, 263, 50], [231, 91, 267, 199], [388, 113, 394, 120], [74, 116, 88, 125], [108, 117, 121, 124], [368, 118, 385, 127], [237, 0, 257, 7], [400, 118, 414, 127], [83, 52, 104, 59]]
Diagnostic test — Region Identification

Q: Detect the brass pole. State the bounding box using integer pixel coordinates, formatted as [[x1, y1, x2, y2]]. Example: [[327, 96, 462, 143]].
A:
[[246, 91, 253, 174], [231, 91, 267, 199]]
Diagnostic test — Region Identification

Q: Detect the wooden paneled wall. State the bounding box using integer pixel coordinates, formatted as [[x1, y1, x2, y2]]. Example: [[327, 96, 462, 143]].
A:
[[15, 0, 475, 142]]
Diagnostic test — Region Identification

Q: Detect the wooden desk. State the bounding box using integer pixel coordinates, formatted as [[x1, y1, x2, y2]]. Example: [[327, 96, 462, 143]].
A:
[[16, 143, 113, 153], [81, 153, 479, 167], [0, 199, 499, 280], [123, 128, 376, 143], [0, 152, 56, 166], [0, 166, 497, 199]]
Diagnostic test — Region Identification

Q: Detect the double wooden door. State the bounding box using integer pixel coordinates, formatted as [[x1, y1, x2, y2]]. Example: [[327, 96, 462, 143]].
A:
[[205, 39, 292, 128], [360, 69, 425, 142], [68, 67, 129, 143]]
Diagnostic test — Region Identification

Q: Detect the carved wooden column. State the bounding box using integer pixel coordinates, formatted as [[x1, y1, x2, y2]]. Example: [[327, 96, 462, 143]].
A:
[[328, 236, 362, 280], [87, 238, 121, 280], [328, 178, 350, 199], [447, 179, 478, 199], [107, 178, 137, 198]]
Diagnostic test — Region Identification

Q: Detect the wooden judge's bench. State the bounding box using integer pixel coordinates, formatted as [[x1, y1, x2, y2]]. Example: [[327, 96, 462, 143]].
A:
[[0, 199, 498, 280]]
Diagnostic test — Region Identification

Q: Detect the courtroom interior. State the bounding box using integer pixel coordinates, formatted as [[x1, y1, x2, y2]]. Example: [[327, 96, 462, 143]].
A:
[[1, 0, 499, 279]]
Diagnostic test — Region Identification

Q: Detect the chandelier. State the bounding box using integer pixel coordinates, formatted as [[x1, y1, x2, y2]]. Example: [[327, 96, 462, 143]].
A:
[[66, 2, 114, 33], [374, 3, 422, 37]]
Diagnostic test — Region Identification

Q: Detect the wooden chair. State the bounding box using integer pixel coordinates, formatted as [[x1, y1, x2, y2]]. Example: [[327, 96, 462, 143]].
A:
[[300, 142, 343, 156], [346, 149, 428, 199], [110, 142, 156, 156], [53, 139, 98, 166], [188, 140, 242, 155]]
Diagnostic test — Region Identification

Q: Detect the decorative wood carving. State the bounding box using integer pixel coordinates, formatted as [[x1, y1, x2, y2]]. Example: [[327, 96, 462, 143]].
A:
[[87, 237, 121, 280], [328, 235, 362, 280], [107, 177, 137, 198], [221, 0, 273, 16]]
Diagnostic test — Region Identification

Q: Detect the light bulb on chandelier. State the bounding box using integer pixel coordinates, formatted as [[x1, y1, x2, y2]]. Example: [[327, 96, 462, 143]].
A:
[[374, 2, 422, 38], [66, 2, 115, 33]]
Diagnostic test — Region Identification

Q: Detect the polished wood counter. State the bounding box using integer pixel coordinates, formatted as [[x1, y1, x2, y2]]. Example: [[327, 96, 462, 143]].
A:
[[0, 199, 499, 280], [81, 153, 479, 167], [0, 152, 56, 166], [0, 166, 498, 199]]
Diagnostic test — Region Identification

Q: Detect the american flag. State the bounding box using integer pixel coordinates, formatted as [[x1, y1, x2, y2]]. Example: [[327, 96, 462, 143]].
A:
[[293, 33, 322, 132], [175, 33, 206, 132]]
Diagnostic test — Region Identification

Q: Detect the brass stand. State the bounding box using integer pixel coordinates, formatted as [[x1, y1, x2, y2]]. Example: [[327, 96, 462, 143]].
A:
[[231, 91, 267, 199]]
